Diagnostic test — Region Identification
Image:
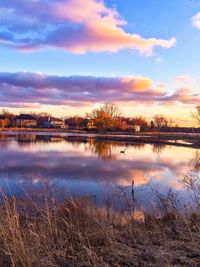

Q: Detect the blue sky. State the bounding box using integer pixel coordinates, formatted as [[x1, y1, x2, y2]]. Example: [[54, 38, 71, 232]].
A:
[[0, 0, 199, 125]]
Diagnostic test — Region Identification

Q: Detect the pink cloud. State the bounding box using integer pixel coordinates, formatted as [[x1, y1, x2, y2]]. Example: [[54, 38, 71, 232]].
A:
[[159, 87, 200, 105], [0, 0, 176, 54], [0, 72, 199, 109], [174, 75, 195, 85]]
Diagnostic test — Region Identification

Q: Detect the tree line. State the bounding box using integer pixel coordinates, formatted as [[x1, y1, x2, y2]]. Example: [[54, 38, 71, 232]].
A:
[[0, 104, 199, 131], [65, 103, 200, 132]]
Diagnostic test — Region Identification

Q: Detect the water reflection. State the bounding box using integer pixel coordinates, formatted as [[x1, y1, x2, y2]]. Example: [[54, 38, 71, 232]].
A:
[[87, 140, 118, 160], [152, 144, 166, 156], [16, 134, 37, 143], [0, 133, 199, 208]]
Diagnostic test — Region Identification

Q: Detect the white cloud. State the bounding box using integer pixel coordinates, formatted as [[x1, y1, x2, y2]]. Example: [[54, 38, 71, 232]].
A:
[[191, 12, 200, 29]]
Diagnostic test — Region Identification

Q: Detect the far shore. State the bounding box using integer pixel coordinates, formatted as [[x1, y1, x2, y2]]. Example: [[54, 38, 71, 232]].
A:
[[0, 127, 199, 148]]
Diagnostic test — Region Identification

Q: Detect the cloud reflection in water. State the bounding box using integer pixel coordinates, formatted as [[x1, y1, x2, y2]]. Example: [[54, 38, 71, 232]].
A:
[[0, 134, 199, 207]]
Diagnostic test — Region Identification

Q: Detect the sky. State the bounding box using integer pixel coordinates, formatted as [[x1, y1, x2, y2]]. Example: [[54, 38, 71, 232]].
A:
[[0, 0, 200, 126]]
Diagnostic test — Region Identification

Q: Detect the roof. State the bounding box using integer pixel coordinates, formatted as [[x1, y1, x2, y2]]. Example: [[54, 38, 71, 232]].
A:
[[37, 116, 51, 121], [14, 114, 37, 120]]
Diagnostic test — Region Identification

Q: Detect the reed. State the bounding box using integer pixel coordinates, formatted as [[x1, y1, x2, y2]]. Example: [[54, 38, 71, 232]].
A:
[[0, 180, 199, 267]]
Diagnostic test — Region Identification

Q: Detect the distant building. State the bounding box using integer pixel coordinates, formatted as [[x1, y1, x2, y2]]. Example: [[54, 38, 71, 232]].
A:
[[87, 120, 96, 129], [0, 115, 10, 128], [13, 114, 37, 128], [50, 117, 65, 129], [37, 116, 66, 129], [134, 125, 141, 132]]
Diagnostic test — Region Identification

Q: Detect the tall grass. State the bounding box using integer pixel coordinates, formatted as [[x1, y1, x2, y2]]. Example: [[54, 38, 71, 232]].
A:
[[0, 179, 199, 267]]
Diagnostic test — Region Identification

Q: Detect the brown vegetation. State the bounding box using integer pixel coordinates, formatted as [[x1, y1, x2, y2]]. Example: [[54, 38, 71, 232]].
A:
[[0, 104, 199, 132], [87, 103, 122, 131], [192, 105, 200, 125], [0, 180, 199, 267]]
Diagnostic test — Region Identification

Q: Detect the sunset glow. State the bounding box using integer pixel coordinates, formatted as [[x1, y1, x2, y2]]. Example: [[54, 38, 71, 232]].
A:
[[0, 0, 200, 126]]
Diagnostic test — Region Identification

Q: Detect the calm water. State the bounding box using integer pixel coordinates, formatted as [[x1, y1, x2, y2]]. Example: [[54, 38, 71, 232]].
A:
[[0, 133, 199, 208]]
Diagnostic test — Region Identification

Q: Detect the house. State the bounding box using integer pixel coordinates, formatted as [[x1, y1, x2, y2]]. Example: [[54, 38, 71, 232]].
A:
[[50, 117, 66, 129], [37, 116, 66, 129], [134, 125, 141, 132], [12, 114, 37, 128], [0, 115, 10, 128], [87, 120, 96, 129]]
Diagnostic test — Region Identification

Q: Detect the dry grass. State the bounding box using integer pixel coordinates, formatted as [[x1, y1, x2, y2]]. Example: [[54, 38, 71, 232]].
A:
[[0, 184, 199, 267]]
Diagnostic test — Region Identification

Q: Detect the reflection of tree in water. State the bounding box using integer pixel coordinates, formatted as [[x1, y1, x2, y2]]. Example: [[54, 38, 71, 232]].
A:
[[16, 134, 37, 145], [87, 140, 150, 160], [130, 143, 145, 151], [87, 140, 147, 160], [87, 140, 118, 160], [152, 144, 166, 156], [16, 135, 67, 145]]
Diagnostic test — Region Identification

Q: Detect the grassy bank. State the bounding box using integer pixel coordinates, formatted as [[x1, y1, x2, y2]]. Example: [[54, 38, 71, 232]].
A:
[[0, 184, 199, 267]]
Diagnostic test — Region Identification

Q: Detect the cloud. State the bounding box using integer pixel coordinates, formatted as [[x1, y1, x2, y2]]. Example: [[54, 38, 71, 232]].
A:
[[155, 57, 162, 62], [191, 12, 200, 29], [0, 0, 176, 54], [0, 71, 199, 108], [158, 87, 200, 105], [174, 75, 195, 85]]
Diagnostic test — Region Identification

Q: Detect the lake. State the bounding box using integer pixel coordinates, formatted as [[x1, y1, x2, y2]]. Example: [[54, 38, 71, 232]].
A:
[[0, 132, 199, 209]]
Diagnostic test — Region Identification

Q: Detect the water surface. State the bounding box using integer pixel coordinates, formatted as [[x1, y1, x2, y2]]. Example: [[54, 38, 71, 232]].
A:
[[0, 133, 199, 208]]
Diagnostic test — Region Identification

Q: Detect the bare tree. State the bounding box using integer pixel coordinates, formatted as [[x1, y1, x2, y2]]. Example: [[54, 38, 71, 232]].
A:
[[1, 109, 14, 119], [28, 112, 51, 118], [192, 106, 200, 125], [101, 103, 122, 118], [153, 114, 170, 129]]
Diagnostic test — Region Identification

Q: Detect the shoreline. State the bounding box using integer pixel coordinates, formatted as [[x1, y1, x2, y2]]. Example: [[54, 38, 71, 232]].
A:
[[0, 128, 199, 148]]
